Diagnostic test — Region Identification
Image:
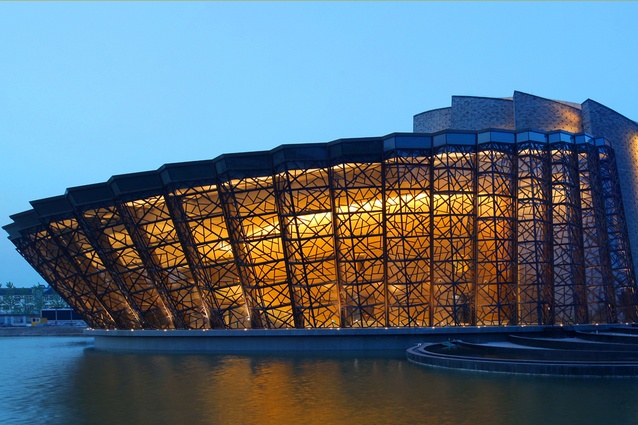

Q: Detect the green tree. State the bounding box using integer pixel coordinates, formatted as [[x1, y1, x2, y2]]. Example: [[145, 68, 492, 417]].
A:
[[3, 282, 20, 314], [16, 297, 33, 315], [47, 290, 68, 308], [31, 283, 47, 315]]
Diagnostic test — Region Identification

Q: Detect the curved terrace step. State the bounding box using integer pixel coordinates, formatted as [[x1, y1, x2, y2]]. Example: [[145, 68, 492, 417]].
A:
[[507, 334, 638, 352], [575, 330, 638, 344], [407, 332, 638, 377]]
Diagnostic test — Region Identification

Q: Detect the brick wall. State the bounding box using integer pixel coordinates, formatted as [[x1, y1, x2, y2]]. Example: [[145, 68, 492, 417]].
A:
[[514, 91, 583, 133], [413, 92, 582, 134], [451, 96, 514, 130], [413, 107, 451, 133]]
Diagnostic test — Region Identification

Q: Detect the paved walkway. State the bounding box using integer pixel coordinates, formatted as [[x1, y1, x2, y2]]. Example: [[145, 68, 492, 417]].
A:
[[0, 326, 87, 337]]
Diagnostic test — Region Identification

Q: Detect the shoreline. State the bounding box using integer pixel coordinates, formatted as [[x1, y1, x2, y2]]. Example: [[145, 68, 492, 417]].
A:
[[0, 326, 89, 337]]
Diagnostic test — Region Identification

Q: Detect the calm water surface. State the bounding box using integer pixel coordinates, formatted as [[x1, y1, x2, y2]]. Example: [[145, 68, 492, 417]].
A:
[[1, 337, 638, 425]]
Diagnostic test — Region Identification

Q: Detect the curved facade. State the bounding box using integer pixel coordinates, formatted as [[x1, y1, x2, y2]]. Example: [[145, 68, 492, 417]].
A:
[[5, 92, 638, 330]]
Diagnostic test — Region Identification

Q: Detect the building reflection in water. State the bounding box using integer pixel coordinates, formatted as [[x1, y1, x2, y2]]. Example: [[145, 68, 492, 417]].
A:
[[63, 347, 638, 425]]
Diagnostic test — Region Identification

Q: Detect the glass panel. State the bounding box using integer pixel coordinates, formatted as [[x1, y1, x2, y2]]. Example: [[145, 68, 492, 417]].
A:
[[516, 142, 552, 325], [476, 146, 516, 325], [219, 176, 294, 328], [385, 151, 431, 327], [431, 146, 475, 326], [333, 162, 385, 327]]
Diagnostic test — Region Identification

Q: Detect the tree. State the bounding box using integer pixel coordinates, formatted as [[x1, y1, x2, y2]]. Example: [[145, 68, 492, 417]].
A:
[[31, 283, 47, 315], [47, 289, 68, 309], [3, 282, 20, 314], [16, 297, 33, 315]]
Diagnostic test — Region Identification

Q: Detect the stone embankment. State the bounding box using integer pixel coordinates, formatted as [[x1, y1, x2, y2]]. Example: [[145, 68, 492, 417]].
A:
[[0, 326, 87, 337]]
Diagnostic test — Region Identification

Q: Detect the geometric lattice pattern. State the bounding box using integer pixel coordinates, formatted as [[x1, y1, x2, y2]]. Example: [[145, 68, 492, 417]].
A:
[[4, 130, 638, 329]]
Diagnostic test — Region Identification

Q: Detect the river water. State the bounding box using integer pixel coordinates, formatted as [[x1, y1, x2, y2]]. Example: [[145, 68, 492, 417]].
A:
[[1, 337, 638, 425]]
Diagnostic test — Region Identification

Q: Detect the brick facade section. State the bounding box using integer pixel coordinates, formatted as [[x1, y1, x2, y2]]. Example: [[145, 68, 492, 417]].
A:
[[514, 91, 583, 133], [413, 107, 451, 133], [582, 99, 638, 275], [451, 96, 514, 130], [413, 92, 583, 134]]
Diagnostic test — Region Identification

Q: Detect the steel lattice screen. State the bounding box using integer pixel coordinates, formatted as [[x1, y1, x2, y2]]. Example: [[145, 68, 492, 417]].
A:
[[9, 131, 638, 329]]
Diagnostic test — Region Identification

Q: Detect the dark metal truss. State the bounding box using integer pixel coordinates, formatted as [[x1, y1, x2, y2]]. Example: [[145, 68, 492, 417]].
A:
[[6, 131, 638, 329]]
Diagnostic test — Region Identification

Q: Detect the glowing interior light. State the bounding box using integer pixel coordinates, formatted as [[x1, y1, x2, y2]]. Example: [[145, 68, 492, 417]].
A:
[[14, 124, 635, 332], [217, 241, 233, 252]]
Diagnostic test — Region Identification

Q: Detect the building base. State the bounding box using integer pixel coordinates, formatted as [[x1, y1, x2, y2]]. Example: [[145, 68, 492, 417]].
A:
[[86, 324, 608, 353]]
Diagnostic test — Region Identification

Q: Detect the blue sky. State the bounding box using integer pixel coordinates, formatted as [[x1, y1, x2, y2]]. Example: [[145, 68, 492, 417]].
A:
[[2, 2, 637, 287]]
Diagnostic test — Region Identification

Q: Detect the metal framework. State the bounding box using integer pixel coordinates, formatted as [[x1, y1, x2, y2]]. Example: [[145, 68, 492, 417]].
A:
[[5, 130, 637, 329]]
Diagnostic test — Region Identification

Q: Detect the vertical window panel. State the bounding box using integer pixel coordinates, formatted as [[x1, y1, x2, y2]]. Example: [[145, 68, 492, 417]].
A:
[[578, 144, 614, 323], [122, 197, 208, 329], [385, 152, 431, 327], [176, 186, 249, 329], [276, 166, 340, 328], [550, 143, 587, 324], [599, 145, 638, 322], [332, 163, 385, 327], [219, 176, 294, 329], [431, 147, 475, 326], [516, 143, 552, 325], [476, 145, 516, 325]]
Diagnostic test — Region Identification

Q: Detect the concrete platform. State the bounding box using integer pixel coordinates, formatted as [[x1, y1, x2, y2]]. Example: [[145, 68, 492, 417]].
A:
[[86, 324, 606, 353], [407, 328, 638, 377]]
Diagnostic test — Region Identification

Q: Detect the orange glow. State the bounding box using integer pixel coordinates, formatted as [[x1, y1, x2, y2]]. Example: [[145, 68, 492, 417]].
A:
[[18, 139, 633, 330]]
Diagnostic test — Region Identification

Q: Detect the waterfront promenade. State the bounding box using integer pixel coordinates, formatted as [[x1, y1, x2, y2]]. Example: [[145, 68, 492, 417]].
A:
[[0, 326, 87, 337]]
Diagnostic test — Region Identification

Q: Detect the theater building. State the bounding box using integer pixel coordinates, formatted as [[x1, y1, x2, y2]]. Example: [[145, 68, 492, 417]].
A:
[[4, 91, 638, 331]]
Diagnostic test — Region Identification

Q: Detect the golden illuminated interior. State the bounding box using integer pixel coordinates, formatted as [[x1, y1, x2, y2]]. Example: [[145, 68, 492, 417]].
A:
[[10, 132, 637, 329]]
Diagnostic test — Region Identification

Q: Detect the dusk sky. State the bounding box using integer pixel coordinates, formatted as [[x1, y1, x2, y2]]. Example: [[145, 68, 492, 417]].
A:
[[2, 2, 637, 287]]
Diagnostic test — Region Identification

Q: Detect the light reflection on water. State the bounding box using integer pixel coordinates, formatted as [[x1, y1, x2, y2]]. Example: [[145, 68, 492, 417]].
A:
[[1, 337, 638, 425]]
